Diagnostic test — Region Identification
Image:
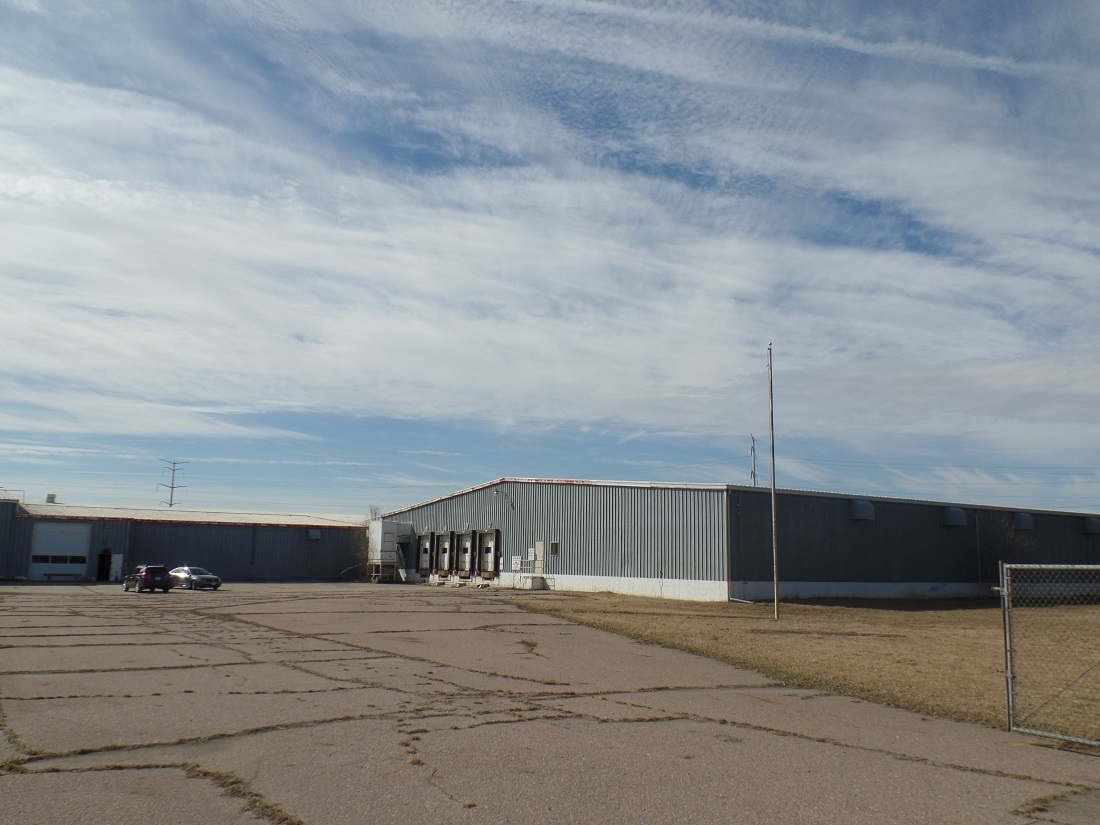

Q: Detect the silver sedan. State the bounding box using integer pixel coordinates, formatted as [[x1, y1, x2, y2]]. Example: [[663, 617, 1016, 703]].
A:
[[169, 566, 222, 590]]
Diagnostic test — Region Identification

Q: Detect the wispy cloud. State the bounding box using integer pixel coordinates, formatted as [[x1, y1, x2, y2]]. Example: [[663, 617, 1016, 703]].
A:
[[1, 1, 1098, 512]]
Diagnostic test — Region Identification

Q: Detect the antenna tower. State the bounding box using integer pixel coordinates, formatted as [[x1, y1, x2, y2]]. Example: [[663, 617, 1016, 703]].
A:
[[750, 434, 757, 486]]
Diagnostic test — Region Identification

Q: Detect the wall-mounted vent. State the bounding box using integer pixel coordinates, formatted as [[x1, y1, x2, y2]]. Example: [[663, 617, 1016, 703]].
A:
[[1012, 512, 1035, 531], [942, 507, 967, 528], [307, 529, 321, 541], [1084, 517, 1100, 535], [849, 499, 875, 521]]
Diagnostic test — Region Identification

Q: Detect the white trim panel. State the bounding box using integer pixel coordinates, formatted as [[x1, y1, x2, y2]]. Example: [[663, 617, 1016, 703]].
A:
[[510, 573, 728, 602]]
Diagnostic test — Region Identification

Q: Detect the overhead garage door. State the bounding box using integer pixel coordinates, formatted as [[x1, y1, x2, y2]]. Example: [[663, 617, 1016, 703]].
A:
[[29, 521, 92, 581]]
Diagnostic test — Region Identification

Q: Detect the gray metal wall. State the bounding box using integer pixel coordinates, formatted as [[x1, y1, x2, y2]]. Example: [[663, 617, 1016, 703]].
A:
[[388, 480, 728, 582], [731, 489, 1100, 587], [0, 499, 17, 579], [122, 522, 358, 582], [391, 481, 1100, 596], [6, 514, 32, 579], [90, 520, 132, 580]]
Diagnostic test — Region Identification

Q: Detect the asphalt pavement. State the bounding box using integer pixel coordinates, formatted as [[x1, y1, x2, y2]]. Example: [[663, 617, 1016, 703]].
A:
[[1, 582, 1098, 824]]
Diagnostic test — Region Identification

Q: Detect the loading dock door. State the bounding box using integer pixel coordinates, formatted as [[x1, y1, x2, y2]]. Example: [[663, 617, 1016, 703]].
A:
[[417, 535, 432, 575], [29, 521, 92, 580], [435, 533, 453, 577], [457, 533, 474, 577], [477, 530, 499, 579]]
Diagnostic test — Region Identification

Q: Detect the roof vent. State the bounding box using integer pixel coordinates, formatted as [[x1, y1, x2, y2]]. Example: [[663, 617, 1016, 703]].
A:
[[942, 507, 967, 528], [849, 499, 875, 521], [45, 494, 56, 504]]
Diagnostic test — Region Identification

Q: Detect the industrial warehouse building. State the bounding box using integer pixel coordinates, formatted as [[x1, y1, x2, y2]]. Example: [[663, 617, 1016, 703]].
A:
[[4, 479, 1099, 600], [0, 489, 362, 583], [381, 477, 1100, 601]]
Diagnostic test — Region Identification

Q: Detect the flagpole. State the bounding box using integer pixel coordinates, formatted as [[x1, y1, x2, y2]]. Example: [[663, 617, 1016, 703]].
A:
[[768, 343, 778, 620]]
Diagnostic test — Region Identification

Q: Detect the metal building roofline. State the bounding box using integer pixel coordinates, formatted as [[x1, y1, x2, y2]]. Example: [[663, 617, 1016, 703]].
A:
[[381, 477, 1100, 519], [17, 502, 366, 528], [380, 476, 735, 518]]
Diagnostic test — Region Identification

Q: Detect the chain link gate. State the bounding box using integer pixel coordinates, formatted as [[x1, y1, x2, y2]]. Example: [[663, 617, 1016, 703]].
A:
[[1000, 563, 1100, 746]]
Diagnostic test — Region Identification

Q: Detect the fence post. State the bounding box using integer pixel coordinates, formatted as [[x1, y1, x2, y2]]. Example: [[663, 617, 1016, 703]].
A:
[[999, 562, 1015, 731]]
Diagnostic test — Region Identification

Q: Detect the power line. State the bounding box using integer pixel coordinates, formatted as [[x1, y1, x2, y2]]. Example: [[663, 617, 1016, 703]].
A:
[[158, 459, 188, 507]]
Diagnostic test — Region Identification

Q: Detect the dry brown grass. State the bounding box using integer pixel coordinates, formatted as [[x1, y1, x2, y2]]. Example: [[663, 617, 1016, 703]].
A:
[[1008, 603, 1100, 741], [508, 592, 1009, 727]]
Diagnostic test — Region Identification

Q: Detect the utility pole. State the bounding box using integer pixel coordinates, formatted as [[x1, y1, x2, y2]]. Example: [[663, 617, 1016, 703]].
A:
[[159, 459, 188, 507], [768, 344, 779, 621]]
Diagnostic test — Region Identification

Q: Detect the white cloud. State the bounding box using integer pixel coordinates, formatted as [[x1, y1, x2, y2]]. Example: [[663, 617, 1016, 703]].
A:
[[0, 1, 1098, 510]]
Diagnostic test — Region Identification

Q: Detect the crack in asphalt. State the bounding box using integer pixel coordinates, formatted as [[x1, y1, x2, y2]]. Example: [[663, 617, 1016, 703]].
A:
[[2, 587, 1097, 825]]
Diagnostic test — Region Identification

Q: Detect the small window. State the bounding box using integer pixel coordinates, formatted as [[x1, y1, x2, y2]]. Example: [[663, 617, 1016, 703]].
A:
[[50, 555, 68, 564], [68, 556, 86, 565], [307, 529, 321, 541], [1012, 512, 1035, 531], [550, 541, 559, 557], [1084, 517, 1100, 535], [31, 555, 49, 564]]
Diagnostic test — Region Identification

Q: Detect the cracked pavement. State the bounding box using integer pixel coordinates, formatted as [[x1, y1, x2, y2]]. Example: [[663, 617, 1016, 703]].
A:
[[1, 583, 1098, 824]]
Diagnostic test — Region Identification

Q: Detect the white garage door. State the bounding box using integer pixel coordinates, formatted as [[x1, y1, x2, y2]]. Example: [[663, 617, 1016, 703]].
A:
[[29, 521, 92, 581]]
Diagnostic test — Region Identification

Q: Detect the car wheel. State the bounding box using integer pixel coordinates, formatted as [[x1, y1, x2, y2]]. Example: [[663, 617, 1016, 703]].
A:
[[123, 582, 129, 591], [212, 584, 220, 590]]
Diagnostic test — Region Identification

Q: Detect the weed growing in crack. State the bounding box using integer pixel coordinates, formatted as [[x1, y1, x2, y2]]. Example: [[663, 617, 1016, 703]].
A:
[[0, 756, 27, 774], [183, 764, 307, 825]]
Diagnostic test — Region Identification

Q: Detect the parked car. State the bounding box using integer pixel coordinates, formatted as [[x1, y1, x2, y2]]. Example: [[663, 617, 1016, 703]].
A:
[[169, 566, 222, 590], [123, 564, 171, 593]]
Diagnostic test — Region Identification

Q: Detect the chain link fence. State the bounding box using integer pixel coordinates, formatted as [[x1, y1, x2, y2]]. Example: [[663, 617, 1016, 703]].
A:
[[1000, 563, 1100, 746]]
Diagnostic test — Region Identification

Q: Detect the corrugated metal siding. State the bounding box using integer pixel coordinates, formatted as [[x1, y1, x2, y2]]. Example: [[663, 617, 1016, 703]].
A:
[[127, 522, 357, 582], [730, 490, 1100, 586], [732, 491, 984, 584], [728, 488, 772, 582], [388, 480, 727, 582], [0, 500, 17, 579], [9, 518, 33, 579]]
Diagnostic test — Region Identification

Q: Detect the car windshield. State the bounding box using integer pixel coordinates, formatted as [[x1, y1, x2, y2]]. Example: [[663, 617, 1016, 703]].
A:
[[190, 568, 212, 576]]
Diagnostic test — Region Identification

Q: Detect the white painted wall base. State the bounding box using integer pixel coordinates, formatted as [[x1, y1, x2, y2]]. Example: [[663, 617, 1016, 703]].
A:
[[496, 573, 729, 602], [487, 574, 993, 601], [729, 580, 995, 601]]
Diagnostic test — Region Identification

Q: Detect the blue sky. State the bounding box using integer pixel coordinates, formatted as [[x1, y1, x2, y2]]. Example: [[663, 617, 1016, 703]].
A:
[[2, 1, 1099, 516]]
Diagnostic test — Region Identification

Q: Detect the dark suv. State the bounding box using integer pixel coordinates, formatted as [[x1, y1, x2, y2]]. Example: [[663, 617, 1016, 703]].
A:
[[123, 564, 171, 593]]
